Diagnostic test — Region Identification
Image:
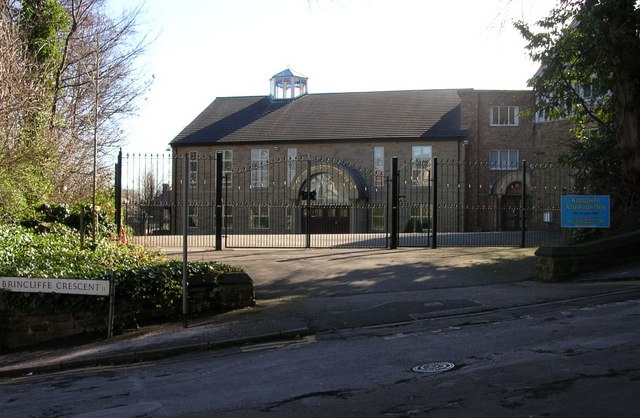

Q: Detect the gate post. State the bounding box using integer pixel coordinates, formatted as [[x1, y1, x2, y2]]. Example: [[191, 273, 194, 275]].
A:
[[114, 149, 122, 240], [432, 157, 438, 249], [521, 160, 527, 248], [182, 153, 189, 328], [215, 151, 223, 251], [305, 159, 312, 248], [389, 157, 398, 249]]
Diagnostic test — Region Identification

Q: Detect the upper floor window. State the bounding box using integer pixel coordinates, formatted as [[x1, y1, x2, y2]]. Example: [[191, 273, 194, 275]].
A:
[[411, 145, 432, 186], [217, 150, 233, 186], [251, 149, 269, 187], [188, 151, 198, 187], [374, 146, 384, 187], [490, 106, 519, 126], [490, 149, 519, 170], [287, 148, 297, 183]]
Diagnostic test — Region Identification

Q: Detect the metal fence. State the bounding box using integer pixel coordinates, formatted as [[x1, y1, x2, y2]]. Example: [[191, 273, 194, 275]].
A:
[[118, 152, 577, 249]]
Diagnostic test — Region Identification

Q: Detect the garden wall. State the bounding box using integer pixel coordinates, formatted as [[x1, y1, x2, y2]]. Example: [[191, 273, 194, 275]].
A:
[[0, 272, 254, 352], [535, 230, 640, 281]]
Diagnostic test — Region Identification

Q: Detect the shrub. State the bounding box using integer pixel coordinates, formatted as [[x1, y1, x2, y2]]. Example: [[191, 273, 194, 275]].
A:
[[404, 218, 431, 233], [0, 224, 241, 326]]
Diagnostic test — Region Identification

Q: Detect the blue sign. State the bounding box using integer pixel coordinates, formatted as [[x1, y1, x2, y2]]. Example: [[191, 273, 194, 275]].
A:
[[561, 195, 610, 228]]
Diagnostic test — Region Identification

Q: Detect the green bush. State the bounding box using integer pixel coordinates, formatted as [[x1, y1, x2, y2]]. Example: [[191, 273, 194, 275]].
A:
[[0, 224, 241, 324], [404, 218, 431, 233], [0, 224, 162, 279]]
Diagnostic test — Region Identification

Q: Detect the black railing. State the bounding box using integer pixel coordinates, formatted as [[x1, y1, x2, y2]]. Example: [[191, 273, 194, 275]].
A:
[[117, 152, 577, 249]]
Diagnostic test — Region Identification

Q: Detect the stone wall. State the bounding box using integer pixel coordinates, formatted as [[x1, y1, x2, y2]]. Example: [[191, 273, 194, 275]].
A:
[[0, 272, 254, 352], [535, 230, 640, 281]]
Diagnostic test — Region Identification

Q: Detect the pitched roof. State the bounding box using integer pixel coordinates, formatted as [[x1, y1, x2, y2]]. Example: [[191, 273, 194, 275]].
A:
[[171, 89, 466, 146], [271, 68, 307, 79]]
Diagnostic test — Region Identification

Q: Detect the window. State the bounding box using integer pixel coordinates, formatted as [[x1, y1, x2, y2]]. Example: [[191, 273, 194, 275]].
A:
[[223, 206, 233, 230], [490, 149, 519, 170], [411, 145, 432, 186], [535, 108, 551, 123], [217, 150, 233, 186], [374, 146, 384, 187], [287, 148, 297, 183], [188, 206, 198, 228], [251, 149, 269, 187], [250, 205, 270, 229], [286, 206, 293, 230], [188, 151, 198, 187], [372, 206, 385, 231], [408, 205, 431, 232], [490, 106, 519, 126]]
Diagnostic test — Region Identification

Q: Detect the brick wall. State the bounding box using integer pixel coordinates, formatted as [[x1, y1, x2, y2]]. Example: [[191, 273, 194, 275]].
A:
[[0, 272, 254, 352]]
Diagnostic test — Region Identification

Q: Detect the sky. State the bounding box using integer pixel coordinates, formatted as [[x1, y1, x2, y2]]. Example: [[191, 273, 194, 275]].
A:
[[107, 0, 557, 154]]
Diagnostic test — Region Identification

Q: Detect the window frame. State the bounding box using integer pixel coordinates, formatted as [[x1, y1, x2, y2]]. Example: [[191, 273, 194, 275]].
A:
[[490, 106, 519, 126], [489, 149, 520, 170], [371, 206, 385, 231], [374, 146, 384, 187], [216, 149, 233, 186], [287, 148, 297, 184], [251, 149, 269, 188], [411, 145, 432, 187], [188, 151, 198, 188], [250, 205, 270, 230]]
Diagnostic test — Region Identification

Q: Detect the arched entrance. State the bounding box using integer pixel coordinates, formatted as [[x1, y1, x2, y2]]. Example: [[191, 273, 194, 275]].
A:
[[290, 162, 368, 234], [501, 181, 523, 231], [492, 171, 530, 231]]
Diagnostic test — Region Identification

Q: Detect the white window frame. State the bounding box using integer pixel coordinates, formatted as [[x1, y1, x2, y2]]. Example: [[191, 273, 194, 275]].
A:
[[188, 151, 198, 187], [287, 148, 297, 183], [411, 145, 432, 187], [251, 149, 269, 187], [490, 106, 519, 126], [490, 149, 520, 170], [374, 146, 384, 187], [216, 149, 233, 186], [250, 205, 270, 230]]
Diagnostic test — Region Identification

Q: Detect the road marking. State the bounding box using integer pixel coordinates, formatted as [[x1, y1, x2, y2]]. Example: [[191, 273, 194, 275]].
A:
[[241, 335, 316, 353]]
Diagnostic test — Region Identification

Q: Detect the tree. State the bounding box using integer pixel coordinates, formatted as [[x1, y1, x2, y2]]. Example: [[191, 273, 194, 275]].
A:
[[45, 0, 152, 203], [516, 0, 640, 230], [0, 0, 151, 221], [0, 1, 55, 221]]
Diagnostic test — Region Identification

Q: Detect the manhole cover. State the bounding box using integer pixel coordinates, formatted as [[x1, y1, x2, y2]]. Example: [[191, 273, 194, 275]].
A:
[[412, 362, 455, 374]]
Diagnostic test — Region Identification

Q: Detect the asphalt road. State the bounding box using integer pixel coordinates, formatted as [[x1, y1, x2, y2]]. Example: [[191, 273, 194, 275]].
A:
[[2, 287, 639, 417]]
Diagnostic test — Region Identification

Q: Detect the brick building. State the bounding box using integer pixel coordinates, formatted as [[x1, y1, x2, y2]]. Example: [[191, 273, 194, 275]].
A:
[[169, 69, 573, 236]]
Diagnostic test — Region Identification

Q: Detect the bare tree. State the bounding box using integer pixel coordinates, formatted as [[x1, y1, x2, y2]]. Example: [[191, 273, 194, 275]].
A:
[[0, 3, 54, 220], [50, 0, 152, 203]]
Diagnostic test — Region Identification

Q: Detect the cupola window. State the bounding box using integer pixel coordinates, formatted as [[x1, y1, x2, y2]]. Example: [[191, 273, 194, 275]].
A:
[[270, 69, 308, 100]]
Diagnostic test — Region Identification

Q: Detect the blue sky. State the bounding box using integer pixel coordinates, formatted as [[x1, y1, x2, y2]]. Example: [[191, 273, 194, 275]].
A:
[[108, 0, 556, 154]]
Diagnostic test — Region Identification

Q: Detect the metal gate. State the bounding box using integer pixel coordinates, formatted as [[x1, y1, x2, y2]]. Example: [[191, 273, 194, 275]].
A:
[[118, 152, 573, 249]]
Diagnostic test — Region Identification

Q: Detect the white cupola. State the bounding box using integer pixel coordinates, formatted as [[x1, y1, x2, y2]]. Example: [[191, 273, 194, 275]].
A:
[[270, 69, 308, 100]]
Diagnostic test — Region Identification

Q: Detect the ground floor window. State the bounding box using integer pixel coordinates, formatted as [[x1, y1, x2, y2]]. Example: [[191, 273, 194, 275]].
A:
[[372, 206, 385, 231], [490, 149, 519, 170], [406, 205, 431, 232], [224, 205, 233, 230], [286, 206, 293, 230], [250, 205, 270, 230], [188, 206, 198, 228]]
